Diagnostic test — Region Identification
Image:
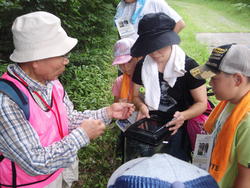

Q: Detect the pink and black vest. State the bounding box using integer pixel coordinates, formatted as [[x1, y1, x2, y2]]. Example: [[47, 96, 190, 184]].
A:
[[0, 72, 69, 188]]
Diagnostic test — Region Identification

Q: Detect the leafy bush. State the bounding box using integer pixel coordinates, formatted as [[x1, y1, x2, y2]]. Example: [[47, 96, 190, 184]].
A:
[[0, 0, 118, 62], [59, 47, 122, 187], [74, 126, 122, 188], [60, 50, 117, 110]]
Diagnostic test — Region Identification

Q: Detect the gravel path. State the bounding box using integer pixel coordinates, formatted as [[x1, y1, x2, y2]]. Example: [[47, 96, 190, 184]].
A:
[[196, 32, 250, 52], [170, 0, 250, 51]]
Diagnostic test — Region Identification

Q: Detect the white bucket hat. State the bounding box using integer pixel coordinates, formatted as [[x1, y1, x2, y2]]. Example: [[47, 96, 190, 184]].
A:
[[10, 11, 78, 63]]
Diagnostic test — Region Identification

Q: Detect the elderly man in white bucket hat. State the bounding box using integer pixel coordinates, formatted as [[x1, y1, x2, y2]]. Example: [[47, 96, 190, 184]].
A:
[[0, 11, 134, 188]]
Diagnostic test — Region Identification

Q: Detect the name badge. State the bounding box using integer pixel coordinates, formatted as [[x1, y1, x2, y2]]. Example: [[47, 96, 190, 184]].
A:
[[192, 134, 214, 171], [115, 18, 136, 38]]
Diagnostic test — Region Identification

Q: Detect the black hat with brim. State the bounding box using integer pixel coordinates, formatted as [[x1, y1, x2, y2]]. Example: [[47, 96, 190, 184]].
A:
[[130, 12, 181, 57], [131, 31, 180, 57]]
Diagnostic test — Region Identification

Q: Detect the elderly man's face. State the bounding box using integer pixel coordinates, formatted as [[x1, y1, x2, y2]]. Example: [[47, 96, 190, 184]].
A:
[[32, 55, 69, 84]]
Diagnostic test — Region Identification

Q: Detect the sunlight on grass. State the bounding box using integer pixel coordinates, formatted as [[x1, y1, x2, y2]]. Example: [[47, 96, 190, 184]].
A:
[[170, 0, 250, 33], [168, 0, 250, 65], [167, 0, 250, 105], [168, 0, 210, 65]]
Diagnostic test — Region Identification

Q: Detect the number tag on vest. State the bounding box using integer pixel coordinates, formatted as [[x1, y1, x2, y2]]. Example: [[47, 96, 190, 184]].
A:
[[192, 134, 215, 171], [115, 18, 136, 38]]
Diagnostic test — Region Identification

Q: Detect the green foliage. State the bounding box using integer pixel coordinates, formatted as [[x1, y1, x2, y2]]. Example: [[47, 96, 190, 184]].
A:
[[0, 63, 7, 75], [0, 0, 117, 62], [60, 53, 116, 110], [74, 126, 122, 188], [232, 2, 250, 10]]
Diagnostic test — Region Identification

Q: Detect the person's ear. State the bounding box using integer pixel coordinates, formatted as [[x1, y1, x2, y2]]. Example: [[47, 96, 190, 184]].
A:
[[32, 61, 38, 67], [31, 61, 39, 70], [233, 73, 243, 86]]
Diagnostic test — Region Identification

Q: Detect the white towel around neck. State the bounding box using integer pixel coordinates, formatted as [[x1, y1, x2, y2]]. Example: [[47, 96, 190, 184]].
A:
[[141, 45, 186, 110]]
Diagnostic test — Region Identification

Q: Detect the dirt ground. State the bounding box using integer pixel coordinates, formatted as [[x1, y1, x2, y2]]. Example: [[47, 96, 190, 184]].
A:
[[169, 0, 250, 51], [196, 32, 250, 52]]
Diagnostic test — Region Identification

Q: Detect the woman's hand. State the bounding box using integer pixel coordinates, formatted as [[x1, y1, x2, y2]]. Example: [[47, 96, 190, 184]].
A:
[[166, 111, 185, 135], [137, 103, 150, 120]]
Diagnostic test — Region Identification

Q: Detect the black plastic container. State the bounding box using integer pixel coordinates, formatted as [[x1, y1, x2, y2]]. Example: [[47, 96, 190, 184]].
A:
[[124, 113, 173, 146]]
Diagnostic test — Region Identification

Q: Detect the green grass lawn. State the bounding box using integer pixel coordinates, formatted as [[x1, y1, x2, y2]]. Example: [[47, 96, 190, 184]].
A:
[[170, 0, 250, 31], [169, 0, 250, 65], [168, 0, 250, 105], [171, 0, 250, 33]]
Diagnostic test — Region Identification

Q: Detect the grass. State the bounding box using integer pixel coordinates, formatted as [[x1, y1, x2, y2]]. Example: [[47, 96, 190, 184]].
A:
[[169, 0, 250, 65], [168, 0, 250, 105], [170, 0, 250, 33]]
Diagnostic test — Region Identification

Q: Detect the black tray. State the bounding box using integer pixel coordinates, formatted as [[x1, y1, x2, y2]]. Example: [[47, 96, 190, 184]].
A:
[[124, 115, 173, 146]]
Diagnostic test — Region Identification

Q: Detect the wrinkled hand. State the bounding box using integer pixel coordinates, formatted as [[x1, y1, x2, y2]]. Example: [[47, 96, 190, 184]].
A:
[[107, 102, 135, 119], [166, 111, 185, 135], [137, 104, 150, 120], [80, 119, 105, 140]]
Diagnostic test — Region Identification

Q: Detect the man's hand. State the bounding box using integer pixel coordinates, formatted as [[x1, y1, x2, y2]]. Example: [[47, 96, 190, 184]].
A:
[[80, 119, 105, 140], [107, 102, 135, 119]]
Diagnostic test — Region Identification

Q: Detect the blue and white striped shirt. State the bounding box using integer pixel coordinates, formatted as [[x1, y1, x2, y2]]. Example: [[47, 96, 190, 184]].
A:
[[0, 64, 111, 176]]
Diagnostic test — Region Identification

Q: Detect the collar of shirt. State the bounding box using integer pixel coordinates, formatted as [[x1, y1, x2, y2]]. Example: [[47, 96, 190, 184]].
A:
[[7, 64, 54, 109]]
